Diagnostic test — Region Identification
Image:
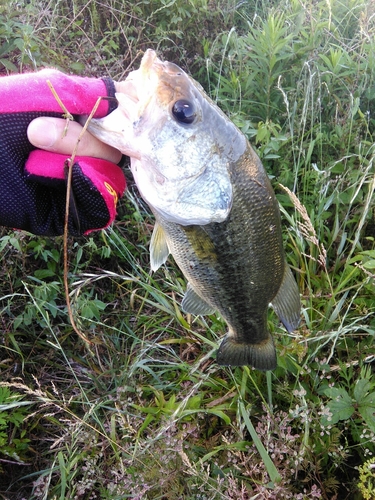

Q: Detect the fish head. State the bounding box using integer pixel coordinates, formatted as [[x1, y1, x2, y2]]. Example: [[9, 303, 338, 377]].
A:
[[88, 49, 247, 225]]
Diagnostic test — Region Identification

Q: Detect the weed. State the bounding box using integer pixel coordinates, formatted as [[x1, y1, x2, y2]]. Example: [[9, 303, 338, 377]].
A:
[[0, 386, 33, 469], [358, 457, 375, 500]]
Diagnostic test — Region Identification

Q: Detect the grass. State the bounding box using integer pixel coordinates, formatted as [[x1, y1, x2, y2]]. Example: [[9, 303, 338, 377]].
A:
[[1, 0, 375, 498]]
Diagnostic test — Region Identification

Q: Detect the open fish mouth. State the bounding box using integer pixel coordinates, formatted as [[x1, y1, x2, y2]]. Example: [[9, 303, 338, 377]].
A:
[[88, 49, 235, 225], [124, 49, 197, 120], [139, 48, 159, 75]]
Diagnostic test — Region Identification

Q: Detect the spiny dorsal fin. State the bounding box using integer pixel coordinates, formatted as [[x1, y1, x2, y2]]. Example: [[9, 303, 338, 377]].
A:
[[150, 222, 169, 272], [271, 263, 300, 333], [181, 283, 216, 315]]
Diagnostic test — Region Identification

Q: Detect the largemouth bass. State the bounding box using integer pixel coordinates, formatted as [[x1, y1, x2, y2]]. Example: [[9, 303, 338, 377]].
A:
[[88, 49, 300, 370]]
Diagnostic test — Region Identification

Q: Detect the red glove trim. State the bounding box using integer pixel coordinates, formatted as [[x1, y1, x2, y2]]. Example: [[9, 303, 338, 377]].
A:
[[0, 69, 111, 116]]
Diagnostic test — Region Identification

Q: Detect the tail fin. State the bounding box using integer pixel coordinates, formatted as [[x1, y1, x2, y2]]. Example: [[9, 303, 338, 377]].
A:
[[216, 334, 277, 370]]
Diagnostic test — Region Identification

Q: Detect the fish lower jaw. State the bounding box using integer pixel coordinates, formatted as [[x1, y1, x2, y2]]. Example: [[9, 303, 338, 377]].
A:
[[216, 334, 277, 371]]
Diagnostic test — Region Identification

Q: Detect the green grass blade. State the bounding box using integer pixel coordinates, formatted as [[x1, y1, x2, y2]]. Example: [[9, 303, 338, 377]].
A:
[[239, 401, 281, 484]]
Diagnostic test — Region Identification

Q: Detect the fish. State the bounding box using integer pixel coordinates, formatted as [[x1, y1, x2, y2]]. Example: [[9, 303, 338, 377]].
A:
[[88, 49, 301, 370]]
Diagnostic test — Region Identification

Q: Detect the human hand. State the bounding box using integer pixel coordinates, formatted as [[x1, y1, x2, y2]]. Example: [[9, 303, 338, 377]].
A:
[[26, 77, 139, 160], [27, 117, 122, 164], [0, 69, 126, 236]]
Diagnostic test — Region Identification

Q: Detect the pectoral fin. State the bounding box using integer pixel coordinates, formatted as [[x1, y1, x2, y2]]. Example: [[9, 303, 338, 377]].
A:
[[271, 263, 300, 333], [181, 283, 216, 315], [150, 222, 169, 272]]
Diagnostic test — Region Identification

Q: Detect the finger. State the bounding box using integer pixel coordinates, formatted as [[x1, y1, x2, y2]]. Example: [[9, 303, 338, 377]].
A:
[[27, 117, 122, 164]]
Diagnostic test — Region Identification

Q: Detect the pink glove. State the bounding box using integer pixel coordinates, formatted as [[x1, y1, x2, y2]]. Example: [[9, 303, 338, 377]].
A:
[[0, 69, 126, 236]]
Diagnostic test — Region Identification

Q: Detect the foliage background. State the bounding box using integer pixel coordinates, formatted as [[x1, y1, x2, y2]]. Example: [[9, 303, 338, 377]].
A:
[[1, 0, 375, 498]]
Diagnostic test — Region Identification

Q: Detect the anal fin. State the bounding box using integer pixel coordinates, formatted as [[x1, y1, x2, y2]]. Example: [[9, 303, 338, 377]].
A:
[[181, 283, 216, 316], [271, 263, 300, 333]]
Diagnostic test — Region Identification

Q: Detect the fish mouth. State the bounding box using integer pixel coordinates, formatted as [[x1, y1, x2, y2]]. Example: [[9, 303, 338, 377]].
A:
[[140, 49, 184, 78], [125, 49, 192, 115], [125, 50, 162, 112], [89, 49, 234, 226], [139, 48, 158, 74], [106, 51, 162, 126], [123, 50, 233, 225]]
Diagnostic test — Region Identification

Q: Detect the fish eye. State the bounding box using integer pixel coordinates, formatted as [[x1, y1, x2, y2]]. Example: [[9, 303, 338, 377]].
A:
[[172, 99, 196, 124]]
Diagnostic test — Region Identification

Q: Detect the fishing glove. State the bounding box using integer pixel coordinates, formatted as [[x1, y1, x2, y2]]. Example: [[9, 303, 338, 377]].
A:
[[0, 69, 126, 236]]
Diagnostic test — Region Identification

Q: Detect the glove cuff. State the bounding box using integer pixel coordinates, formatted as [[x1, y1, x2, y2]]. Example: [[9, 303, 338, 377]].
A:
[[102, 77, 118, 115]]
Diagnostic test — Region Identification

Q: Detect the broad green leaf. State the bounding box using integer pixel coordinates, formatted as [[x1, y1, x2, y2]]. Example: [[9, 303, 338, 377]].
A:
[[324, 387, 352, 401], [353, 379, 372, 403], [264, 153, 281, 159], [0, 57, 18, 72], [34, 269, 56, 279], [70, 62, 85, 72], [359, 390, 375, 430], [359, 250, 375, 258], [186, 395, 202, 410], [205, 409, 231, 425], [322, 387, 354, 425], [361, 392, 375, 407], [359, 405, 375, 433]]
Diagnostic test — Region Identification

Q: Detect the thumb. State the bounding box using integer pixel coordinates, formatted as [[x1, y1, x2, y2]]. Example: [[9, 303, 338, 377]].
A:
[[27, 116, 122, 164]]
